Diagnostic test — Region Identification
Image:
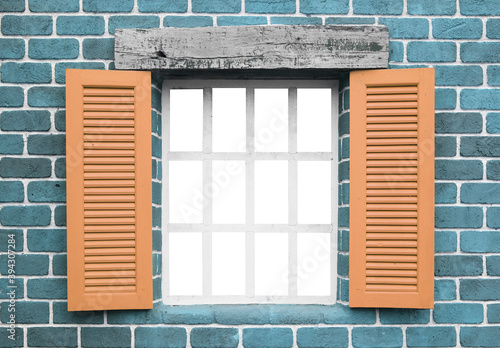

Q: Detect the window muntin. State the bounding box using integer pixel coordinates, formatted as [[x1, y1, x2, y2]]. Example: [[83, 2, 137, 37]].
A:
[[162, 80, 339, 304]]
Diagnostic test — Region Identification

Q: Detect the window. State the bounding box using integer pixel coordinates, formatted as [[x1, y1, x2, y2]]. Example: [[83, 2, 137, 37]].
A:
[[162, 80, 339, 304]]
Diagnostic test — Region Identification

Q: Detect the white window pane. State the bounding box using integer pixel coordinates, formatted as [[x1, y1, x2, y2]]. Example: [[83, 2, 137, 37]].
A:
[[169, 161, 203, 223], [212, 232, 245, 295], [213, 88, 246, 152], [297, 233, 331, 296], [170, 89, 203, 151], [212, 161, 246, 224], [297, 88, 331, 152], [254, 161, 288, 224], [298, 161, 331, 224], [169, 232, 203, 296], [255, 233, 288, 296], [255, 89, 288, 152]]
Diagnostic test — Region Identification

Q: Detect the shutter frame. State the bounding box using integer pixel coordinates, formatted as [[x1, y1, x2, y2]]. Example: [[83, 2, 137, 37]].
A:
[[66, 69, 153, 311], [349, 68, 434, 309]]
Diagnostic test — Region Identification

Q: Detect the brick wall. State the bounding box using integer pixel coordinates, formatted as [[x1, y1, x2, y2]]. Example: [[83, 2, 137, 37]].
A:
[[1, 0, 500, 347]]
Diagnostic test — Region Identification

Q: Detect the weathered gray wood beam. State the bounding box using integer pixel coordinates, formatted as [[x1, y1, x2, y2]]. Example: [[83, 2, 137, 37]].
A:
[[115, 25, 389, 71]]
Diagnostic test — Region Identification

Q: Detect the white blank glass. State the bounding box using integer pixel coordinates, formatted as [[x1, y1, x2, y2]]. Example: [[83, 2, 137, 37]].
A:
[[169, 232, 203, 296], [254, 161, 288, 224], [255, 89, 288, 152], [213, 88, 246, 152], [297, 233, 331, 296], [212, 232, 245, 295], [297, 88, 331, 152], [212, 161, 246, 224], [170, 89, 203, 151], [298, 161, 331, 224], [169, 161, 203, 223], [255, 233, 288, 296]]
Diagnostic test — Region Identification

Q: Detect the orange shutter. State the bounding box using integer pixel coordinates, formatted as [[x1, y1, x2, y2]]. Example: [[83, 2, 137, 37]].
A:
[[349, 68, 434, 309], [66, 69, 152, 311]]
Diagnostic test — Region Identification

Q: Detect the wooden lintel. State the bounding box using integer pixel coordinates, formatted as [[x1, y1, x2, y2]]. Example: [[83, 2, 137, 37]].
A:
[[115, 25, 389, 71]]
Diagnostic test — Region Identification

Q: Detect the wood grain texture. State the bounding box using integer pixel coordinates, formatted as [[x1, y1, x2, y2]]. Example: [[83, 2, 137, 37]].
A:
[[115, 25, 389, 71]]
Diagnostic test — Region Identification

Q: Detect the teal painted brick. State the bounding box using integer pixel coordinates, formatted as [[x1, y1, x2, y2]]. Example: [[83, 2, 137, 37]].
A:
[[407, 0, 455, 15], [339, 230, 349, 252], [163, 306, 214, 324], [1, 110, 50, 131], [28, 181, 66, 203], [243, 328, 292, 348], [388, 41, 403, 62], [487, 207, 500, 228], [462, 183, 500, 203], [55, 110, 65, 131], [29, 39, 79, 59], [487, 256, 500, 275], [53, 301, 104, 324], [0, 328, 23, 347], [0, 181, 23, 203], [407, 327, 456, 347], [0, 87, 24, 107], [435, 231, 457, 252], [0, 254, 49, 275], [353, 0, 402, 14], [153, 253, 161, 275], [81, 327, 131, 348], [28, 87, 65, 107], [83, 0, 133, 12], [339, 161, 349, 181], [0, 206, 51, 226], [435, 206, 483, 228], [0, 301, 49, 324], [138, 0, 187, 12], [83, 38, 114, 59], [214, 305, 321, 325], [270, 17, 322, 25], [29, 0, 78, 12], [435, 136, 456, 157], [461, 327, 500, 347], [435, 89, 456, 109], [461, 231, 500, 253], [28, 229, 66, 252], [407, 42, 456, 62], [488, 304, 500, 322], [152, 159, 157, 179], [338, 253, 348, 276], [55, 158, 66, 178], [462, 136, 500, 156], [352, 327, 402, 348], [1, 62, 51, 84], [0, 278, 23, 298], [1, 15, 52, 35], [379, 309, 430, 324], [341, 183, 349, 204], [28, 327, 77, 347], [107, 307, 161, 324], [326, 17, 375, 25], [157, 160, 162, 180], [300, 0, 348, 14], [435, 112, 482, 133], [343, 89, 350, 109], [55, 205, 66, 226], [135, 327, 186, 348], [56, 16, 104, 35], [341, 138, 349, 159], [193, 0, 241, 13], [460, 0, 500, 15], [0, 0, 24, 11], [297, 327, 348, 348], [152, 135, 161, 158], [191, 328, 238, 348], [379, 18, 429, 39], [108, 15, 160, 34], [339, 113, 349, 135], [461, 89, 500, 110], [28, 134, 65, 155], [0, 229, 22, 252], [487, 66, 500, 86], [435, 183, 456, 204], [0, 38, 24, 59], [435, 66, 483, 86], [27, 278, 67, 299], [434, 303, 483, 324], [461, 42, 500, 63], [0, 158, 51, 178], [164, 15, 213, 27], [152, 181, 161, 205], [461, 279, 500, 300], [433, 18, 483, 39], [246, 0, 295, 14], [324, 305, 376, 324], [338, 207, 348, 227], [153, 276, 161, 300], [435, 160, 482, 180], [435, 279, 456, 300], [339, 278, 349, 301], [435, 255, 483, 276], [152, 110, 158, 133], [52, 254, 67, 275], [487, 19, 500, 38], [0, 135, 23, 155]]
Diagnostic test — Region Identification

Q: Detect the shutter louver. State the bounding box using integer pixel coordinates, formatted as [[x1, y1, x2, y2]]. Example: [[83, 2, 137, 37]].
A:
[[350, 68, 434, 309], [67, 70, 152, 311]]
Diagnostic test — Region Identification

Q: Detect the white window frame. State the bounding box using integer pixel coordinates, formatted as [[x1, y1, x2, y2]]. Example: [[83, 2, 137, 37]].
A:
[[161, 79, 339, 305]]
